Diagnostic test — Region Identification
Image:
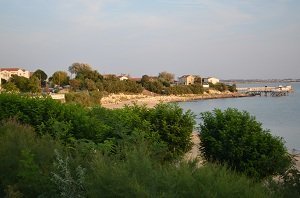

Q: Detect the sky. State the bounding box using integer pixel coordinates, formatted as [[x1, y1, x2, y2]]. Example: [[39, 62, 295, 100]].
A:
[[0, 0, 300, 79]]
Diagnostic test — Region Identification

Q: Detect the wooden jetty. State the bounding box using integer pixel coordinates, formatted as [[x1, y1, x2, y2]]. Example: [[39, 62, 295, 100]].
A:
[[236, 85, 293, 96]]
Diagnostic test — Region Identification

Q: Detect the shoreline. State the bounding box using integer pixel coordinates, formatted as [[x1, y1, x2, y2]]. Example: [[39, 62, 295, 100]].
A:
[[101, 92, 249, 109]]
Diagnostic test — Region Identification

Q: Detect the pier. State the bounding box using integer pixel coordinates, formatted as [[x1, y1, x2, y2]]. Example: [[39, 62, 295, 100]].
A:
[[236, 85, 293, 96]]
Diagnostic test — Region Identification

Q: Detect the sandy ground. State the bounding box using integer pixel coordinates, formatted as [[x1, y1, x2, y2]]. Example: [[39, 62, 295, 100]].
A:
[[101, 92, 247, 109], [184, 131, 203, 164]]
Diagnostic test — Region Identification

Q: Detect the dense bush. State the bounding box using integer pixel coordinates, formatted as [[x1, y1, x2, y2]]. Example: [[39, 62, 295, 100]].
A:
[[0, 121, 274, 198], [0, 93, 109, 143], [0, 94, 194, 160], [1, 95, 295, 197], [0, 120, 62, 197], [199, 108, 291, 180], [65, 91, 103, 106], [86, 141, 272, 198], [90, 103, 195, 160]]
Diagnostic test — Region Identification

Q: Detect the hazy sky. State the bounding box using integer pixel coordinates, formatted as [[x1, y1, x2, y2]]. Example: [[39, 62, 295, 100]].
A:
[[1, 0, 299, 79]]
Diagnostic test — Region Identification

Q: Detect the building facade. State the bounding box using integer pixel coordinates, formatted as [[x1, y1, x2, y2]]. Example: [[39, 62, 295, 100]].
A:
[[178, 75, 195, 85], [0, 68, 30, 81]]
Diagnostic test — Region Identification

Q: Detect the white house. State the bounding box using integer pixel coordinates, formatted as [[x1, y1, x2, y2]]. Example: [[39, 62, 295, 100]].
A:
[[118, 76, 129, 81], [207, 77, 219, 84], [0, 68, 30, 81]]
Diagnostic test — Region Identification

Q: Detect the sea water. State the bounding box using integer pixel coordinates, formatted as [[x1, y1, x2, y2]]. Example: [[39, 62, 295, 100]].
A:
[[177, 82, 300, 151]]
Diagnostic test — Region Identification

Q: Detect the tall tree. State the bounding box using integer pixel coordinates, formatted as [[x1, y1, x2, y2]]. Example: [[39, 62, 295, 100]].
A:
[[51, 71, 69, 86], [68, 63, 92, 76], [32, 69, 48, 87], [158, 71, 175, 83]]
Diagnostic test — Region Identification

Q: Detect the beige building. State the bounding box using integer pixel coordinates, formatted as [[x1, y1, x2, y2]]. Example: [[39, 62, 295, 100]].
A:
[[178, 75, 196, 85], [0, 68, 30, 81]]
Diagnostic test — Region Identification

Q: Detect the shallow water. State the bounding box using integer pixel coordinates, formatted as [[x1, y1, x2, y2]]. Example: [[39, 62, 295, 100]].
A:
[[178, 82, 300, 151]]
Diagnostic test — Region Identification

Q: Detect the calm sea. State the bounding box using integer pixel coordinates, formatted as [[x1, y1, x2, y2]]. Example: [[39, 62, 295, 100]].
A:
[[177, 82, 300, 151]]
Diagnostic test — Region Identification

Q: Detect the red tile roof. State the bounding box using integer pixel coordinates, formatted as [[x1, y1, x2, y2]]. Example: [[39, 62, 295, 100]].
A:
[[1, 68, 24, 71]]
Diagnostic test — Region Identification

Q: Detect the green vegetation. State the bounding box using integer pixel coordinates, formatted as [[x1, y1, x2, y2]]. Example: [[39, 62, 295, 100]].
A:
[[0, 93, 297, 197], [199, 108, 291, 180], [0, 120, 272, 198], [0, 93, 194, 159]]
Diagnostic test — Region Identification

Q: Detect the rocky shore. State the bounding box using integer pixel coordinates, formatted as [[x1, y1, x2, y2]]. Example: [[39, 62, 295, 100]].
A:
[[101, 91, 248, 109]]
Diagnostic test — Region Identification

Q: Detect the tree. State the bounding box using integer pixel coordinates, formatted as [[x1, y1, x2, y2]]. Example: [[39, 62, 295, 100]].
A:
[[2, 82, 19, 92], [141, 75, 150, 85], [10, 75, 29, 92], [51, 71, 69, 86], [69, 79, 82, 91], [32, 69, 47, 87], [68, 63, 92, 76], [199, 108, 291, 180], [84, 79, 97, 91], [158, 71, 175, 83], [28, 76, 41, 93]]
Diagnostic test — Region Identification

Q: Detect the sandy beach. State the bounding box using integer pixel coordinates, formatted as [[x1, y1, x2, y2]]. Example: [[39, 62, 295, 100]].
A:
[[101, 91, 248, 109]]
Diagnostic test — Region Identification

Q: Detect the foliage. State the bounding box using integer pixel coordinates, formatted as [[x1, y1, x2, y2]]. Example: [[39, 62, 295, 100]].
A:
[[89, 103, 195, 160], [0, 95, 294, 197], [69, 78, 82, 91], [27, 76, 41, 93], [2, 81, 19, 92], [10, 75, 29, 92], [68, 62, 92, 76], [158, 71, 175, 83], [209, 82, 228, 92], [227, 84, 237, 92], [0, 93, 109, 143], [86, 141, 272, 198], [65, 91, 103, 106], [51, 150, 86, 198], [51, 71, 69, 86], [32, 69, 47, 87], [145, 103, 195, 159], [0, 120, 62, 197], [8, 75, 41, 93], [142, 80, 165, 94], [0, 120, 275, 198], [199, 108, 292, 180]]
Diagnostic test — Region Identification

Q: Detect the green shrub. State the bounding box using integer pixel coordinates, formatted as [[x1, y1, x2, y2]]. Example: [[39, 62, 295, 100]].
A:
[[86, 141, 272, 198], [146, 103, 195, 160], [0, 120, 62, 197], [90, 103, 196, 160], [65, 91, 103, 106], [199, 108, 291, 180], [0, 93, 109, 143]]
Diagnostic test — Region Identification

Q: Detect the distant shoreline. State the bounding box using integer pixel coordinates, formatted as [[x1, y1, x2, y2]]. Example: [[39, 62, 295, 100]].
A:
[[101, 92, 249, 109]]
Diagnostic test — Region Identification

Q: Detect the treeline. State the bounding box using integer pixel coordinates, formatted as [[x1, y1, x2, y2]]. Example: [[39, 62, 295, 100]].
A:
[[0, 93, 299, 197], [1, 62, 236, 98]]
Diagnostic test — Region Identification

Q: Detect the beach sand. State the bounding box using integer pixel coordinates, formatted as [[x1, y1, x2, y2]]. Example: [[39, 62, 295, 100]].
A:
[[101, 92, 247, 109]]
